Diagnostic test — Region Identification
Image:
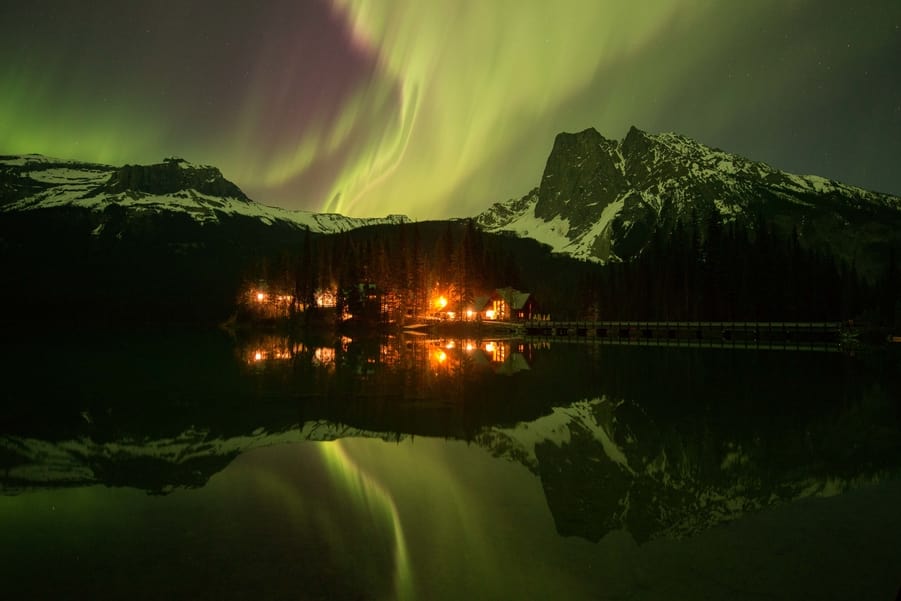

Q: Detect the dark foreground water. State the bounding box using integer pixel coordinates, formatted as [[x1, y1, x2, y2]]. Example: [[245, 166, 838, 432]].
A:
[[1, 329, 900, 600]]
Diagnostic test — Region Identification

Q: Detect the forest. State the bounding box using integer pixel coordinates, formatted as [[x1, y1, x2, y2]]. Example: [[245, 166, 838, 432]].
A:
[[0, 203, 897, 330], [582, 211, 900, 324], [241, 212, 901, 329]]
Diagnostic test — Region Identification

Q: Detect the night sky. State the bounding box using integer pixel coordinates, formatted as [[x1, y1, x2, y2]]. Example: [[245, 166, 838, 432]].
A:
[[2, 1, 899, 219]]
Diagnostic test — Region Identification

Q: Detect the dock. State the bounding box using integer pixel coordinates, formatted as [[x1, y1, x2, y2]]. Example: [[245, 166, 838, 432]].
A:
[[519, 320, 846, 350]]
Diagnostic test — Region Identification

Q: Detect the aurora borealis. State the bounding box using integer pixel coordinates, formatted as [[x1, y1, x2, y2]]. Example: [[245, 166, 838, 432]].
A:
[[2, 1, 899, 219]]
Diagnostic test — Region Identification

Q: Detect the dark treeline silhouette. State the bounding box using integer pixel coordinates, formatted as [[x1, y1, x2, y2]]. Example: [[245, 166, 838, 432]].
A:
[[1, 205, 897, 329], [580, 210, 899, 325], [243, 212, 900, 328], [241, 219, 600, 324]]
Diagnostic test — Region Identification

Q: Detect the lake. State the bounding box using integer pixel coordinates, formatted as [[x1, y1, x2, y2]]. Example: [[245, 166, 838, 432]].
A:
[[2, 329, 900, 600]]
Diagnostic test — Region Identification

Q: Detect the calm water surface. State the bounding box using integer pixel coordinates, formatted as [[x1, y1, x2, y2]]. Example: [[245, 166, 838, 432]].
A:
[[1, 330, 900, 600]]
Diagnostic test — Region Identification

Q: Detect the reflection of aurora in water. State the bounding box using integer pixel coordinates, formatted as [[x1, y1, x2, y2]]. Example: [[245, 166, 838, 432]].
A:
[[319, 441, 413, 601], [2, 330, 901, 599]]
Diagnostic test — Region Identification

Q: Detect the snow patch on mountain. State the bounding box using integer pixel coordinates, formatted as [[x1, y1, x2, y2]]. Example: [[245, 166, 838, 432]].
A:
[[0, 154, 410, 234], [487, 195, 572, 252], [495, 397, 632, 472], [476, 127, 901, 266], [479, 191, 624, 262], [1, 420, 408, 494]]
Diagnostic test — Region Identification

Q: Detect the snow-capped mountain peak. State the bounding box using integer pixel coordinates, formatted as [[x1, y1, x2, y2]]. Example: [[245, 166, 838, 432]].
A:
[[0, 154, 410, 233], [476, 127, 901, 274]]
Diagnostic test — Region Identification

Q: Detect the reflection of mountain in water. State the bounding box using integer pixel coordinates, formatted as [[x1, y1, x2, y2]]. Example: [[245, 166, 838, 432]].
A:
[[2, 330, 899, 543], [0, 331, 561, 494], [1, 422, 403, 495], [479, 392, 901, 543]]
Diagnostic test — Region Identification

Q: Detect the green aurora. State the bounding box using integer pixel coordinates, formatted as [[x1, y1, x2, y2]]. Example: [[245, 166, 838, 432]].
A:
[[1, 1, 899, 219]]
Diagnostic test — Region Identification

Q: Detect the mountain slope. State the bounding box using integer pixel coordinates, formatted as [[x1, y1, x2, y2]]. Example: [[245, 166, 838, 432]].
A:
[[0, 154, 398, 324], [476, 127, 901, 279], [0, 154, 408, 233]]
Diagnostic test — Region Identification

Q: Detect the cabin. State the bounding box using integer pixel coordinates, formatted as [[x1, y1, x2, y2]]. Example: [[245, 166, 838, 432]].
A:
[[489, 287, 536, 321], [467, 287, 537, 321]]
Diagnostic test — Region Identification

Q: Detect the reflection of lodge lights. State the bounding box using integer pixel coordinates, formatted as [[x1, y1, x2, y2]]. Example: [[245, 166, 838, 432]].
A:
[[430, 349, 448, 365], [254, 291, 294, 305], [250, 348, 294, 363], [445, 341, 455, 349], [315, 290, 337, 308], [313, 347, 336, 365]]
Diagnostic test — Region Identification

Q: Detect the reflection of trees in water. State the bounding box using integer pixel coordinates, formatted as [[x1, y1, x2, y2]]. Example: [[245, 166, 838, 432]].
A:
[[4, 330, 899, 544], [531, 389, 901, 544], [473, 346, 901, 544]]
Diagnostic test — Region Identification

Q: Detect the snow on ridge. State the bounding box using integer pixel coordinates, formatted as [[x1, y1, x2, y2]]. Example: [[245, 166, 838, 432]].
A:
[[2, 421, 409, 492], [167, 157, 218, 171], [569, 197, 624, 259], [495, 396, 633, 472], [478, 191, 625, 262], [4, 184, 410, 232], [1, 155, 412, 232], [481, 195, 573, 253], [1, 154, 79, 166]]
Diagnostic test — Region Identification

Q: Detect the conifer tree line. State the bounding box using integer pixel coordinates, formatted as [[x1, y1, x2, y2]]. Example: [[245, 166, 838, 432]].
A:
[[580, 210, 900, 325], [245, 212, 900, 327], [244, 220, 527, 324]]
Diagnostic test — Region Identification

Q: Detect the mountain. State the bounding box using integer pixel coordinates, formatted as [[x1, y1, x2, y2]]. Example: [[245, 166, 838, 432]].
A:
[[4, 393, 896, 543], [4, 329, 898, 544], [0, 154, 409, 233], [476, 126, 901, 280], [0, 154, 413, 324], [478, 394, 897, 544], [0, 422, 403, 495]]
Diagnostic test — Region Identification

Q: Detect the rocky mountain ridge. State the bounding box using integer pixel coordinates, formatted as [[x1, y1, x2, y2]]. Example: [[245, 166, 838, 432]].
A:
[[3, 394, 895, 544], [0, 154, 408, 233], [476, 127, 901, 279]]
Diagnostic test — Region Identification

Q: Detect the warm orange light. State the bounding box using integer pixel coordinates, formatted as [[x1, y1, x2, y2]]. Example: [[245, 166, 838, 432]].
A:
[[446, 311, 456, 320], [254, 351, 263, 361], [445, 341, 455, 349], [485, 309, 496, 320], [465, 342, 475, 352], [436, 350, 447, 363], [313, 347, 336, 366], [466, 310, 474, 319], [435, 296, 448, 309], [256, 292, 265, 302], [315, 290, 337, 308], [485, 342, 496, 353]]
